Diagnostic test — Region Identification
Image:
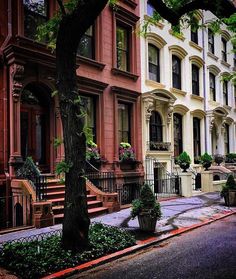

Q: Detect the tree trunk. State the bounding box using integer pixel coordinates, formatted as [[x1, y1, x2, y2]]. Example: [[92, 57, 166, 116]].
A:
[[56, 0, 108, 251]]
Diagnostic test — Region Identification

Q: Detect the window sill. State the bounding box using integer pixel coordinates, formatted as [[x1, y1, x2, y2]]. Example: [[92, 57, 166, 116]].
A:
[[207, 52, 219, 61], [77, 56, 105, 70], [120, 0, 137, 8], [189, 41, 203, 52], [223, 104, 232, 111], [170, 87, 187, 96], [144, 15, 164, 29], [208, 100, 220, 106], [220, 60, 231, 68], [168, 29, 185, 41], [190, 94, 204, 101], [111, 68, 139, 81], [145, 79, 166, 89]]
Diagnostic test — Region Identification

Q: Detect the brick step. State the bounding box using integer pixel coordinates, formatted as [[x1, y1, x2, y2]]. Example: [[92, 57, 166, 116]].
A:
[[54, 207, 108, 224], [46, 191, 65, 199], [52, 200, 102, 212]]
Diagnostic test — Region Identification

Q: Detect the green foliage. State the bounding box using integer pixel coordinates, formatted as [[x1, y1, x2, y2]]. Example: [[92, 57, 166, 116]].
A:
[[119, 142, 135, 162], [131, 184, 161, 219], [15, 157, 41, 179], [225, 153, 236, 163], [55, 160, 73, 176], [221, 174, 236, 197], [53, 137, 63, 148], [0, 223, 135, 279], [86, 140, 100, 161], [176, 151, 191, 165], [201, 152, 213, 163]]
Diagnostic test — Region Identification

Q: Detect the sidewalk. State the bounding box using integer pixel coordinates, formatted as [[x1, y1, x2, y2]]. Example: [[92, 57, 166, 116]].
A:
[[0, 192, 235, 244]]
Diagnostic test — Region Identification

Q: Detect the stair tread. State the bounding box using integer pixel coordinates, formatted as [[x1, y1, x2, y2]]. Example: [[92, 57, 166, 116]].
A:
[[54, 207, 108, 219], [52, 200, 102, 209], [47, 185, 65, 189], [46, 191, 65, 195]]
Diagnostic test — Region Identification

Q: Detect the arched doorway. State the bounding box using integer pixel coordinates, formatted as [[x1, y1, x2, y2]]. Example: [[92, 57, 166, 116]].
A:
[[20, 83, 51, 172]]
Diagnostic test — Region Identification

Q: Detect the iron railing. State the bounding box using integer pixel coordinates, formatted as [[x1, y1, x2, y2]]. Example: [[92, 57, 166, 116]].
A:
[[147, 141, 171, 151], [33, 175, 48, 201], [85, 171, 116, 193]]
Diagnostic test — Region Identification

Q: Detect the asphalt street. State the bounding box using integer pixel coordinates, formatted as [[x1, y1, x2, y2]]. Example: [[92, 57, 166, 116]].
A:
[[71, 215, 236, 279]]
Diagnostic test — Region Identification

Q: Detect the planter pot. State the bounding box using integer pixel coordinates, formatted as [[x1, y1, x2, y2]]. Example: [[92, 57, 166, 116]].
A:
[[120, 160, 136, 171], [214, 155, 224, 166], [179, 162, 190, 172], [202, 161, 212, 171], [224, 190, 236, 206], [138, 212, 157, 232]]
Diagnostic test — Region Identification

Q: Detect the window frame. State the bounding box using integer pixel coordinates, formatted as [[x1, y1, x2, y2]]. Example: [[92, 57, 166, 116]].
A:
[[116, 23, 130, 72], [209, 73, 216, 101], [221, 37, 227, 62], [118, 102, 131, 144], [208, 29, 215, 54], [149, 111, 163, 144], [224, 123, 230, 154], [174, 113, 183, 157], [193, 117, 201, 158], [148, 44, 160, 82], [192, 64, 200, 96], [223, 80, 228, 106], [191, 26, 198, 45], [172, 55, 182, 90], [78, 25, 95, 60]]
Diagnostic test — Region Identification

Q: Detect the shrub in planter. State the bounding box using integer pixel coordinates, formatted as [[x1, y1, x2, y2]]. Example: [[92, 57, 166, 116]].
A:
[[176, 151, 191, 172], [119, 142, 136, 162], [225, 153, 236, 163], [213, 154, 224, 166], [86, 140, 101, 164], [201, 152, 213, 170], [131, 184, 161, 232], [221, 174, 236, 206]]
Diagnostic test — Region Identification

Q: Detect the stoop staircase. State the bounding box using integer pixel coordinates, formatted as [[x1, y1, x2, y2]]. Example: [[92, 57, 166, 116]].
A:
[[45, 179, 108, 224]]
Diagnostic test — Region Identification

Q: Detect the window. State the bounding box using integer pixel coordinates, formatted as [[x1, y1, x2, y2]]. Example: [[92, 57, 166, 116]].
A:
[[150, 111, 162, 144], [209, 73, 216, 101], [234, 46, 236, 68], [191, 26, 198, 44], [223, 80, 228, 106], [116, 25, 129, 71], [224, 124, 230, 154], [192, 65, 200, 95], [174, 113, 183, 157], [118, 103, 130, 143], [24, 0, 48, 39], [221, 38, 227, 62], [148, 44, 160, 82], [208, 29, 214, 54], [147, 1, 155, 17], [78, 26, 95, 59], [81, 96, 96, 141], [234, 86, 236, 108], [193, 117, 201, 158], [172, 55, 181, 89]]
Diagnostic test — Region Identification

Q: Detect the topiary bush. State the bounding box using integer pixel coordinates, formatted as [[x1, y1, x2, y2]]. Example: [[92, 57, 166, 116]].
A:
[[201, 152, 213, 163], [131, 184, 161, 219], [221, 174, 236, 197], [176, 151, 191, 164], [0, 224, 136, 279]]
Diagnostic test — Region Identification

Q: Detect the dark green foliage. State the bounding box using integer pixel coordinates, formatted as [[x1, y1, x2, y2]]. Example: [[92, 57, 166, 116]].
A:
[[0, 224, 135, 279], [201, 152, 213, 163], [225, 153, 236, 163], [15, 157, 40, 179], [131, 184, 161, 219], [176, 151, 191, 164], [221, 174, 236, 197]]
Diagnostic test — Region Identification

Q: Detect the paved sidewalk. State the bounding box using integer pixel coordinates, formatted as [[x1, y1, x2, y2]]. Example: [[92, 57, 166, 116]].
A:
[[0, 192, 234, 244]]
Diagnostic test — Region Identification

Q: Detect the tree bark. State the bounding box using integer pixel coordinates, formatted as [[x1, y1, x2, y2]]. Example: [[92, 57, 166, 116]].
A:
[[56, 0, 108, 251]]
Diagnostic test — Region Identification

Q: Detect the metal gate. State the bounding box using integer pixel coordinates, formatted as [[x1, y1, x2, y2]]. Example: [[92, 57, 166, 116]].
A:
[[145, 157, 181, 198]]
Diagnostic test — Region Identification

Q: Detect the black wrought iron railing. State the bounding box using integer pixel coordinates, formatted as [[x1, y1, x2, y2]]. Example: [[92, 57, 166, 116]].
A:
[[85, 171, 116, 193], [33, 175, 48, 201], [147, 141, 171, 151]]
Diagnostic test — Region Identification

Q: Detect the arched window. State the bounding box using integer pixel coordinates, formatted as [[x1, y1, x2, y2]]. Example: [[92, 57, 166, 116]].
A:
[[174, 113, 183, 157], [150, 111, 162, 144], [148, 44, 160, 82], [172, 55, 181, 89], [193, 117, 201, 158]]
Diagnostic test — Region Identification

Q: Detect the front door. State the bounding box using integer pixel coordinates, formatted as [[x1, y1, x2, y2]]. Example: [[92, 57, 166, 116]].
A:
[[20, 86, 50, 172]]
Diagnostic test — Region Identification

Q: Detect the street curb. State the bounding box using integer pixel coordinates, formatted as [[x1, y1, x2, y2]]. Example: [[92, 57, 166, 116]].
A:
[[42, 210, 236, 279]]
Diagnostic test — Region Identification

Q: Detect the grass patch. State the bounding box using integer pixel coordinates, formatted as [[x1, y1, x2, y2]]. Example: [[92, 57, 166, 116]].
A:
[[0, 223, 136, 278]]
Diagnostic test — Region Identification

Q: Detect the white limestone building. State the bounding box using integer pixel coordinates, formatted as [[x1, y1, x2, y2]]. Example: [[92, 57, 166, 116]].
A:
[[140, 1, 236, 174]]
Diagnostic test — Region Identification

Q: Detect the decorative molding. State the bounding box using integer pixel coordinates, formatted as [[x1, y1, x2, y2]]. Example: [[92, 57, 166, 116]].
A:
[[209, 115, 215, 132], [120, 0, 137, 9], [146, 33, 167, 49], [167, 105, 174, 124], [143, 98, 154, 121], [113, 5, 139, 26], [10, 64, 24, 102], [189, 55, 204, 67], [77, 56, 106, 70], [111, 68, 139, 81], [220, 60, 231, 69], [170, 87, 187, 96], [168, 30, 186, 42], [207, 64, 221, 76], [144, 15, 164, 29], [168, 45, 188, 59], [207, 52, 219, 62], [189, 41, 203, 52], [190, 94, 204, 102], [145, 80, 166, 89]]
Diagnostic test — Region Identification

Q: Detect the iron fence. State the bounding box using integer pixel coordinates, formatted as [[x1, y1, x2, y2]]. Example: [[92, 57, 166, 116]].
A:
[[34, 175, 48, 201], [85, 171, 116, 193], [116, 183, 141, 205], [0, 194, 32, 231]]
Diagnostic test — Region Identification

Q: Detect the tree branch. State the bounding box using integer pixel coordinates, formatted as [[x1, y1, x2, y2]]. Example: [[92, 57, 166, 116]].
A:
[[148, 0, 236, 26], [56, 0, 66, 16]]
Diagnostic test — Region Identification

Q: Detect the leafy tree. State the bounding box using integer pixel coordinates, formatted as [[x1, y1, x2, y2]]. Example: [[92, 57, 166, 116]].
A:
[[37, 0, 236, 251]]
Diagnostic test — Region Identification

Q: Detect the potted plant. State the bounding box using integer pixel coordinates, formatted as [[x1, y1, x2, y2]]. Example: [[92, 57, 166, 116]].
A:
[[131, 184, 161, 232], [119, 142, 136, 170], [213, 154, 224, 166], [176, 151, 191, 172], [201, 152, 213, 171], [225, 153, 236, 163], [221, 174, 236, 206], [86, 140, 101, 168]]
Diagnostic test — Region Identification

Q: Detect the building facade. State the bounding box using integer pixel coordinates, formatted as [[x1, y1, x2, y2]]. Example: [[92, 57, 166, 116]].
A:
[[140, 1, 236, 174], [0, 0, 143, 228]]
